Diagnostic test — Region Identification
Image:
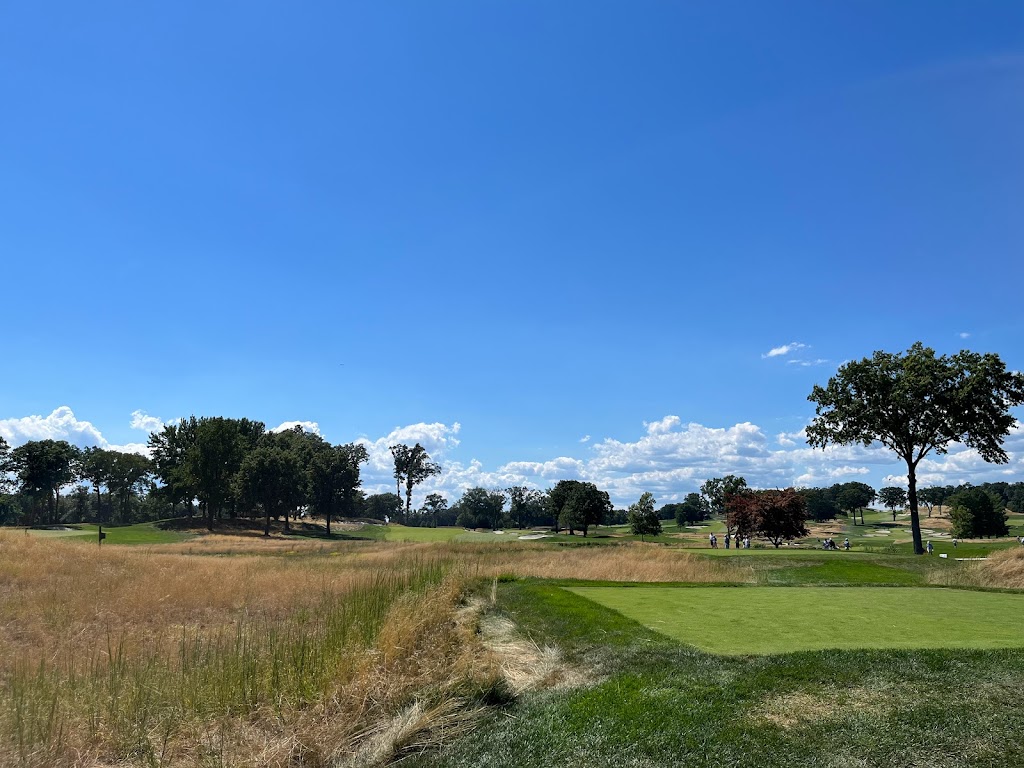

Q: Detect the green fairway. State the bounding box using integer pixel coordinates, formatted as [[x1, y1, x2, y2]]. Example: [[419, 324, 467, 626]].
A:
[[369, 524, 549, 543], [25, 522, 191, 544], [568, 585, 1024, 655]]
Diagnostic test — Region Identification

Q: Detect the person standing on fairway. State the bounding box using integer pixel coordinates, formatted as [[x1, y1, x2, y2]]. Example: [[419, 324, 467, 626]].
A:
[[843, 537, 850, 551], [724, 533, 730, 549], [926, 540, 934, 555]]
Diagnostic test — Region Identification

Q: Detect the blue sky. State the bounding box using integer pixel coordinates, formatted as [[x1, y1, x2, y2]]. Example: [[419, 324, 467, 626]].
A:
[[2, 2, 1023, 505]]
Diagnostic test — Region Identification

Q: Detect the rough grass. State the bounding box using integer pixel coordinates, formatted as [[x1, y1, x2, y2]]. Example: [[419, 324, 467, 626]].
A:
[[932, 546, 1024, 589], [0, 533, 508, 766], [407, 581, 1024, 768]]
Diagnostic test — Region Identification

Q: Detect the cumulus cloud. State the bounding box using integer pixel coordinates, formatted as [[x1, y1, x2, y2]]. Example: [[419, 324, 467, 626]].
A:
[[643, 415, 681, 435], [0, 406, 106, 448], [763, 342, 808, 359], [579, 435, 591, 443], [271, 420, 322, 435], [0, 406, 150, 456], [130, 410, 164, 433]]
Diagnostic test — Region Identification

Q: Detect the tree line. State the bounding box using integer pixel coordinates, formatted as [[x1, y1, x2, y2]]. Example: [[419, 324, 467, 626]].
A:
[[1, 430, 1021, 543]]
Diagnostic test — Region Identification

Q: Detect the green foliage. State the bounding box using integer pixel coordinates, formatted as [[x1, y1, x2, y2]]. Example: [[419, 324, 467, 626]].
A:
[[832, 481, 876, 524], [665, 492, 709, 527], [234, 443, 305, 535], [363, 492, 403, 523], [547, 480, 612, 536], [505, 486, 549, 529], [390, 443, 442, 517], [878, 486, 908, 520], [699, 475, 747, 517], [10, 439, 80, 525], [452, 487, 506, 530], [808, 342, 1024, 553], [798, 487, 840, 522], [627, 492, 661, 540], [948, 488, 1009, 539]]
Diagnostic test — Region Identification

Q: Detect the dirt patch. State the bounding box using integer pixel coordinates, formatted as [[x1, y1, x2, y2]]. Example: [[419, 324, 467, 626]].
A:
[[752, 683, 919, 729]]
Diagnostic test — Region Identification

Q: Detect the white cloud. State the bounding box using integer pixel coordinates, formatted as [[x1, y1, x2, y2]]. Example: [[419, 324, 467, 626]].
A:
[[271, 420, 322, 435], [786, 358, 829, 367], [579, 435, 591, 443], [643, 415, 681, 435], [959, 332, 971, 339], [0, 406, 106, 448], [763, 342, 808, 359], [130, 410, 164, 433], [0, 406, 150, 456]]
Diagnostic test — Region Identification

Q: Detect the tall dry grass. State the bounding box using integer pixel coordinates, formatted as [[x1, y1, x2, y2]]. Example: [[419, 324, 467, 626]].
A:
[[0, 534, 738, 766], [931, 547, 1024, 590], [462, 542, 749, 583]]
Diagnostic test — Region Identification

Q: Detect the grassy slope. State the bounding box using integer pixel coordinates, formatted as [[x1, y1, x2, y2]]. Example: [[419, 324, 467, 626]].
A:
[[412, 580, 1024, 768], [569, 585, 1024, 654], [25, 521, 191, 544]]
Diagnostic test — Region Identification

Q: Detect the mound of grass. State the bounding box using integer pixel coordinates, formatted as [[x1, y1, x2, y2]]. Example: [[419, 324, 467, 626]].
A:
[[569, 585, 1024, 654], [409, 581, 1024, 768]]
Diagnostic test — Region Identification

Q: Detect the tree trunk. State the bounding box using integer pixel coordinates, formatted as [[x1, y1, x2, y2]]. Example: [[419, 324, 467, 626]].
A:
[[95, 486, 103, 524], [264, 507, 270, 536], [907, 462, 924, 555]]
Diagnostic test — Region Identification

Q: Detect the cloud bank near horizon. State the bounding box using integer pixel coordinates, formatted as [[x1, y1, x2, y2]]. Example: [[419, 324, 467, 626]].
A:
[[2, 407, 1022, 507]]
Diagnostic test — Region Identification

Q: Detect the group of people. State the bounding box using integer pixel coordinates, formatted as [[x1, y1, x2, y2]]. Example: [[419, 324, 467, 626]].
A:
[[819, 537, 851, 551], [708, 532, 750, 549]]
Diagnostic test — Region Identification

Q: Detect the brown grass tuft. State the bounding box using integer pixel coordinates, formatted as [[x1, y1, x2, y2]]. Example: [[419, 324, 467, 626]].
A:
[[472, 543, 749, 583]]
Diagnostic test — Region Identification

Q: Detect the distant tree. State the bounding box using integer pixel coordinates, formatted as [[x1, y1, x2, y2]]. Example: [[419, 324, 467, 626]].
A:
[[79, 447, 114, 523], [917, 487, 947, 519], [701, 475, 748, 536], [727, 488, 808, 547], [308, 442, 369, 535], [506, 486, 547, 529], [669, 492, 710, 527], [878, 486, 908, 522], [363, 492, 403, 523], [188, 417, 265, 530], [628, 492, 661, 541], [235, 445, 305, 536], [106, 452, 153, 523], [948, 488, 1009, 539], [807, 342, 1024, 554], [11, 440, 80, 525], [548, 480, 611, 536], [754, 488, 809, 547], [148, 417, 199, 516], [799, 487, 840, 522], [725, 490, 758, 540], [419, 493, 449, 528], [453, 487, 506, 530], [0, 436, 12, 494], [390, 443, 442, 518], [1007, 484, 1024, 515], [831, 482, 876, 525], [700, 476, 748, 517]]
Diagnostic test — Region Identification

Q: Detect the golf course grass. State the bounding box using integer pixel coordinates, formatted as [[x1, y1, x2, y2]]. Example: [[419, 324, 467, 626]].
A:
[[568, 585, 1024, 654]]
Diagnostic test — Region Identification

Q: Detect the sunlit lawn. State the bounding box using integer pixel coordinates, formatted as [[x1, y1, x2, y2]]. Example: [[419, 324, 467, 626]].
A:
[[569, 585, 1024, 655]]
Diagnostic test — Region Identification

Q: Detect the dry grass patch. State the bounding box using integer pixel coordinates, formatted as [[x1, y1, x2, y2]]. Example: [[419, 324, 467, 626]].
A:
[[472, 543, 748, 583], [933, 547, 1024, 590]]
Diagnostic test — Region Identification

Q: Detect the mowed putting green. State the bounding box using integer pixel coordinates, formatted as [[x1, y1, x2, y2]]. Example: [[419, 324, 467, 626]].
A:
[[568, 586, 1024, 655]]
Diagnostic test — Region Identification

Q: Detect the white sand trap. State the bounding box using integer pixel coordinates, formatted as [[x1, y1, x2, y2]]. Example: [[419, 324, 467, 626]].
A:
[[518, 534, 549, 540]]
